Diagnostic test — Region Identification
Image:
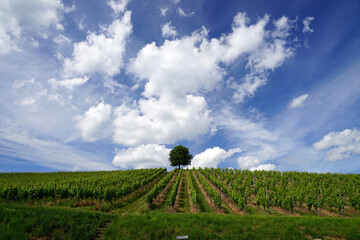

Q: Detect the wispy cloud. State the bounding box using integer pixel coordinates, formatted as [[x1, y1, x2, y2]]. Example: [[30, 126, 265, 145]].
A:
[[288, 94, 309, 109]]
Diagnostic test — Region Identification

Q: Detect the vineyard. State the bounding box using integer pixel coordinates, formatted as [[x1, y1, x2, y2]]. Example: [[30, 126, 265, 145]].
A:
[[1, 168, 360, 239]]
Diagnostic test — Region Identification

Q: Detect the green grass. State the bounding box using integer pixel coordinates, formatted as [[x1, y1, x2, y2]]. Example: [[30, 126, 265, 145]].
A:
[[0, 204, 113, 240], [103, 213, 360, 240]]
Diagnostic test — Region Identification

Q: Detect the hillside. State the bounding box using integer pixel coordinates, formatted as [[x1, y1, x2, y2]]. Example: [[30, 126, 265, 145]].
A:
[[1, 168, 360, 239]]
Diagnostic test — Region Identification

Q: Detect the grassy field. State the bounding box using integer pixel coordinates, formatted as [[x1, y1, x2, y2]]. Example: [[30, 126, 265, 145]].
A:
[[1, 169, 360, 239], [0, 204, 113, 240]]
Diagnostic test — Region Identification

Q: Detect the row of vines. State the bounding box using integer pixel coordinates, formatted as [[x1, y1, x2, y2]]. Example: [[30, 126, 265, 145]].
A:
[[0, 168, 165, 203], [201, 167, 360, 216]]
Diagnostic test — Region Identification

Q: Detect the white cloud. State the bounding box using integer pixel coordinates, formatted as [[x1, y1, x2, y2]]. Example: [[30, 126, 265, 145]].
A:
[[313, 128, 360, 161], [250, 163, 276, 171], [232, 15, 296, 103], [122, 13, 299, 146], [64, 11, 132, 76], [160, 7, 169, 16], [172, 0, 181, 4], [191, 147, 241, 168], [112, 144, 171, 169], [177, 8, 195, 17], [237, 155, 276, 171], [161, 21, 178, 39], [128, 29, 224, 99], [53, 34, 71, 45], [77, 102, 112, 142], [108, 0, 130, 15], [0, 0, 65, 55], [48, 76, 90, 90], [303, 16, 314, 33], [288, 94, 309, 109], [113, 95, 213, 146]]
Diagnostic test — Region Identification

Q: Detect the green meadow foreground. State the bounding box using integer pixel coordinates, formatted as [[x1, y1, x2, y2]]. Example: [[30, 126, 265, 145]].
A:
[[1, 168, 360, 239]]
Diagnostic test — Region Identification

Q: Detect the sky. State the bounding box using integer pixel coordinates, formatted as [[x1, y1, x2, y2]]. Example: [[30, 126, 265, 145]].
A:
[[0, 0, 360, 173]]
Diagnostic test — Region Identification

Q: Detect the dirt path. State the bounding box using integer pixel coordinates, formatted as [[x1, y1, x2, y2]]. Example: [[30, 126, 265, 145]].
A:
[[197, 171, 243, 215], [186, 171, 197, 213], [192, 171, 224, 214]]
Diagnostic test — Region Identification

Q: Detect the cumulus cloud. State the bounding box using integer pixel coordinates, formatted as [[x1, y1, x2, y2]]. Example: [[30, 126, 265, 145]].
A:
[[108, 0, 130, 15], [161, 22, 178, 38], [237, 155, 276, 171], [49, 76, 90, 90], [113, 95, 213, 146], [117, 12, 299, 147], [64, 11, 132, 76], [112, 144, 171, 168], [177, 8, 195, 17], [191, 147, 241, 168], [251, 163, 276, 171], [0, 0, 65, 55], [313, 128, 360, 161], [303, 16, 314, 33], [288, 94, 309, 109], [77, 102, 112, 142], [128, 29, 224, 99]]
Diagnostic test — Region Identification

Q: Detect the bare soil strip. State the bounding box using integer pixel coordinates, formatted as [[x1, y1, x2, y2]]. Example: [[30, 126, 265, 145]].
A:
[[192, 171, 224, 214], [186, 171, 197, 213], [153, 171, 178, 206], [197, 171, 243, 215]]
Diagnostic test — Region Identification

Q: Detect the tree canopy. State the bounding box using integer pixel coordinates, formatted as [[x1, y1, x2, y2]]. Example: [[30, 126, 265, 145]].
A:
[[169, 145, 193, 169]]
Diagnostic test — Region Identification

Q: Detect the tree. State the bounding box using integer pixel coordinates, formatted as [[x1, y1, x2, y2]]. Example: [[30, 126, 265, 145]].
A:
[[169, 145, 193, 169]]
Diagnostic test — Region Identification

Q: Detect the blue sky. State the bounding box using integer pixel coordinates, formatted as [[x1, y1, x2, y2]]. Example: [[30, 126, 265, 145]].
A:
[[1, 0, 360, 173]]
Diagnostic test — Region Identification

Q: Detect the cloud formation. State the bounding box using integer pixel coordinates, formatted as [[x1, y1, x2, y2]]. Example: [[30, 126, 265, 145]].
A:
[[0, 0, 65, 55], [161, 22, 178, 38], [112, 144, 171, 168], [288, 94, 309, 109], [303, 16, 315, 33], [314, 128, 360, 161], [64, 11, 132, 76], [77, 102, 112, 142], [191, 147, 241, 168], [108, 0, 131, 15], [177, 8, 195, 17], [49, 76, 90, 90]]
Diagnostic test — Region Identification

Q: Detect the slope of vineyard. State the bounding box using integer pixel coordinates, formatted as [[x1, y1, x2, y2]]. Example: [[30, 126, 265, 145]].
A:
[[0, 168, 360, 239]]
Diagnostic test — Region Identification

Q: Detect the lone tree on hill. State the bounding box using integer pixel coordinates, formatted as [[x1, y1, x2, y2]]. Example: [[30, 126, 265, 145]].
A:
[[169, 145, 193, 169]]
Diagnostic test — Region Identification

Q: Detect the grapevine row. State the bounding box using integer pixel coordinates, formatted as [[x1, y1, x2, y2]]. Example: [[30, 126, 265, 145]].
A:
[[146, 170, 176, 204]]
